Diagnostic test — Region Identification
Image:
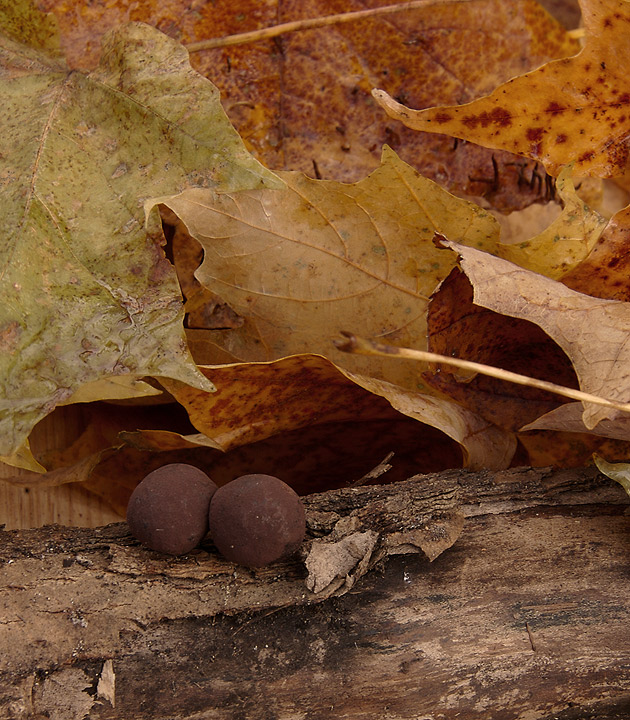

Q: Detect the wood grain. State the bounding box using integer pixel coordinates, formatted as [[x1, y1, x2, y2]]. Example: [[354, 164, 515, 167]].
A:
[[1, 465, 629, 719]]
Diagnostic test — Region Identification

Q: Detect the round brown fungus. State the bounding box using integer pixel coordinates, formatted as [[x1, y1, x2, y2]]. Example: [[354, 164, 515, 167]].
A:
[[126, 463, 217, 555], [208, 474, 306, 567]]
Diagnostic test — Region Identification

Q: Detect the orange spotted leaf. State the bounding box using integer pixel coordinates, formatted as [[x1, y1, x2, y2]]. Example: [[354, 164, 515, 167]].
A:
[[374, 0, 630, 177]]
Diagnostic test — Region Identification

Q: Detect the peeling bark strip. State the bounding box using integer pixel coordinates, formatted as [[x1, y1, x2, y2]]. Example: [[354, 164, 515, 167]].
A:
[[1, 466, 629, 719]]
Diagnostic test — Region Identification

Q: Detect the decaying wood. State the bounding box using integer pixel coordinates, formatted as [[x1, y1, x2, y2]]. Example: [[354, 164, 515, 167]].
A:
[[1, 465, 630, 719]]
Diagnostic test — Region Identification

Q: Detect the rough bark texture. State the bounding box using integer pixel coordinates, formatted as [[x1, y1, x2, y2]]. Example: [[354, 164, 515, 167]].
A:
[[1, 465, 630, 720]]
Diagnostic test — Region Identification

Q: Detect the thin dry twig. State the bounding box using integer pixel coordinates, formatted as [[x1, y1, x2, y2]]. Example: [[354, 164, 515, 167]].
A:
[[350, 452, 395, 487], [335, 332, 630, 417], [186, 0, 473, 53]]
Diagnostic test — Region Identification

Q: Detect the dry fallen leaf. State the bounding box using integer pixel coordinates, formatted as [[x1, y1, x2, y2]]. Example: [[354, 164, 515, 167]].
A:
[[562, 204, 630, 300], [0, 7, 280, 463], [424, 268, 578, 432], [150, 146, 500, 393], [160, 354, 515, 471], [374, 0, 630, 177], [522, 402, 630, 440], [41, 0, 579, 210], [496, 166, 607, 279], [443, 239, 630, 430], [593, 453, 630, 496]]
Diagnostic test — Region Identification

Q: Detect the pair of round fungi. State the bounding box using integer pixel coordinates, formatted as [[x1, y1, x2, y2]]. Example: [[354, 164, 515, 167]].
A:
[[126, 464, 306, 567]]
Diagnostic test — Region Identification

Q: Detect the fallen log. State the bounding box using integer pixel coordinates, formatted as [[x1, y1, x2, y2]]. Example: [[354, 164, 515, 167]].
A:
[[1, 465, 629, 719]]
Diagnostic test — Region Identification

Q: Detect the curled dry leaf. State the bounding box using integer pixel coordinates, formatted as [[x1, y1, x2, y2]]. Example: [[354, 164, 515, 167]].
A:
[[522, 402, 630, 442], [425, 268, 579, 432], [150, 147, 500, 393], [160, 354, 516, 471], [0, 8, 280, 463], [593, 453, 630, 496], [444, 239, 630, 430], [335, 369, 516, 470], [373, 0, 630, 177], [496, 165, 608, 279]]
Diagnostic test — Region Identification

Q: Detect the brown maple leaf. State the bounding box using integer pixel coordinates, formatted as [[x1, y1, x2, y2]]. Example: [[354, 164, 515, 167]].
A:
[[41, 0, 578, 210]]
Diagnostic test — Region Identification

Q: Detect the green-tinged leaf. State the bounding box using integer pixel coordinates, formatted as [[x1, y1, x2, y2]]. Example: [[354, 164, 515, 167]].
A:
[[0, 16, 281, 459], [1, 2, 62, 56]]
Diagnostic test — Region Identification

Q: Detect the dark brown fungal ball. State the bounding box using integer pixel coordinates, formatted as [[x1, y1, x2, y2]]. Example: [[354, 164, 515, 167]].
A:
[[208, 474, 306, 567], [126, 463, 217, 555]]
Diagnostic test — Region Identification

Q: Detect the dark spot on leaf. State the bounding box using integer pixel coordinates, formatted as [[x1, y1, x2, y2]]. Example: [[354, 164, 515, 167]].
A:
[[489, 107, 512, 127], [601, 62, 607, 70], [526, 127, 544, 142], [434, 112, 452, 124], [578, 151, 595, 163], [545, 102, 565, 116], [555, 134, 567, 144], [462, 107, 511, 129]]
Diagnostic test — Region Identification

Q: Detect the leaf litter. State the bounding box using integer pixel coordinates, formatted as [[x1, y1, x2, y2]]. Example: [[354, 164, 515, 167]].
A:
[[373, 0, 630, 177], [0, 6, 278, 463], [41, 0, 580, 210], [4, 0, 630, 519]]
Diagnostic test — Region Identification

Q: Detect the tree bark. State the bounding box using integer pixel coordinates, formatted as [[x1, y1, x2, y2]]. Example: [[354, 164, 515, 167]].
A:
[[2, 465, 630, 720]]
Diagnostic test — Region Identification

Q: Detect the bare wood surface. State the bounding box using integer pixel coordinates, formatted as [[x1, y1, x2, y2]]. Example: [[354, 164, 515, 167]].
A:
[[1, 465, 630, 719], [0, 407, 122, 530]]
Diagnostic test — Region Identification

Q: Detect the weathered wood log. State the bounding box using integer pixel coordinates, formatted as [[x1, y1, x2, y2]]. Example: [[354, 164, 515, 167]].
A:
[[1, 465, 630, 719]]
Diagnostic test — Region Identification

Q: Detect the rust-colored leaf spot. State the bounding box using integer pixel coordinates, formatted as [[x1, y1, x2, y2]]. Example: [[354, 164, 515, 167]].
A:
[[526, 127, 544, 142], [545, 101, 566, 116], [463, 107, 512, 129], [434, 112, 453, 124], [41, 0, 580, 213], [373, 0, 630, 176]]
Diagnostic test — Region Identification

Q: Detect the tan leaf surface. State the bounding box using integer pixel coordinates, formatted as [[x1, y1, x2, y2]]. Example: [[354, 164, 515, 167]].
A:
[[522, 401, 630, 441], [152, 147, 500, 392], [337, 370, 516, 470], [444, 239, 630, 430], [373, 0, 630, 177], [41, 0, 578, 211], [425, 268, 578, 432]]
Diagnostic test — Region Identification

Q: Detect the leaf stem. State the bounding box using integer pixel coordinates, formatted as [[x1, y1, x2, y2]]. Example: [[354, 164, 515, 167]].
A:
[[186, 0, 472, 52], [335, 332, 630, 415]]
